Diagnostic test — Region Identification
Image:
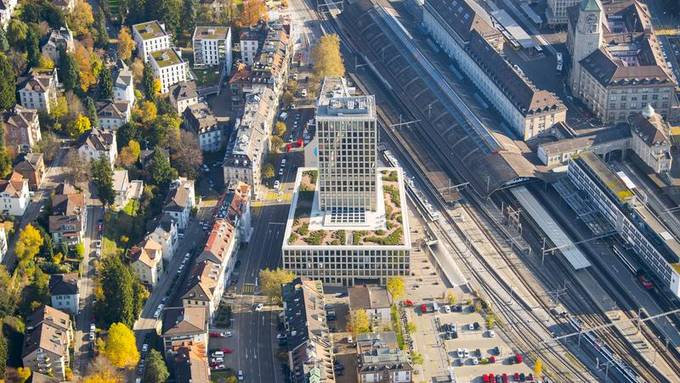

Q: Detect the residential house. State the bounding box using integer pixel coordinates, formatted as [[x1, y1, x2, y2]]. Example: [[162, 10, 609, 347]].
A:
[[49, 182, 87, 245], [193, 26, 232, 72], [22, 305, 72, 381], [161, 306, 209, 355], [147, 213, 179, 262], [172, 343, 211, 382], [131, 238, 164, 287], [132, 20, 172, 62], [215, 181, 252, 242], [0, 173, 30, 216], [163, 177, 195, 230], [112, 169, 144, 209], [52, 0, 75, 13], [18, 68, 59, 113], [4, 105, 41, 155], [48, 273, 80, 314], [77, 127, 118, 166], [348, 285, 392, 326], [169, 80, 199, 114], [42, 26, 74, 62], [183, 102, 223, 152], [356, 332, 413, 383], [14, 153, 45, 190], [282, 278, 335, 383], [150, 48, 188, 94], [0, 0, 17, 30], [239, 29, 261, 66], [0, 226, 7, 263], [97, 101, 131, 130], [113, 60, 135, 107], [182, 219, 237, 320]]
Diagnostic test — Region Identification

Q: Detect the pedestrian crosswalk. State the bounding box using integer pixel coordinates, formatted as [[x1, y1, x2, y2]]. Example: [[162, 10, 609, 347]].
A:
[[242, 283, 256, 294]]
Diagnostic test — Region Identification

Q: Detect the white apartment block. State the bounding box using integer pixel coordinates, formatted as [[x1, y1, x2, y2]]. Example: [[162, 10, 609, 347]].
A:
[[18, 68, 59, 113], [0, 175, 30, 216], [193, 26, 232, 72], [132, 20, 172, 62], [150, 49, 188, 94], [239, 30, 260, 66]]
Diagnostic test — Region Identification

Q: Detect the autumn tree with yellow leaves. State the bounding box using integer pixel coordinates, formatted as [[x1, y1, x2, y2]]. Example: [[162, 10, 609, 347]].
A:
[[312, 34, 345, 79], [74, 42, 103, 92], [117, 27, 136, 62], [101, 323, 140, 368], [238, 0, 268, 27], [16, 225, 43, 267]]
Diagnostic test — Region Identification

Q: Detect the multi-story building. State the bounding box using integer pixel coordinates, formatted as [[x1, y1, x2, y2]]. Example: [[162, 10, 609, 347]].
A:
[[0, 0, 17, 30], [183, 102, 223, 152], [22, 305, 72, 381], [423, 0, 566, 141], [113, 60, 135, 107], [356, 332, 413, 383], [249, 24, 290, 95], [163, 177, 195, 230], [169, 80, 199, 114], [48, 273, 79, 314], [282, 278, 335, 383], [348, 285, 392, 326], [567, 0, 677, 123], [131, 238, 164, 287], [568, 151, 680, 297], [77, 127, 118, 165], [49, 182, 87, 245], [147, 213, 179, 262], [223, 87, 277, 197], [215, 181, 252, 242], [3, 105, 41, 155], [161, 306, 209, 355], [18, 68, 58, 113], [42, 26, 74, 62], [97, 100, 131, 130], [150, 48, 188, 94], [14, 153, 45, 190], [112, 169, 144, 209], [0, 173, 30, 216], [173, 343, 210, 382], [282, 78, 411, 286], [628, 104, 672, 174], [239, 29, 261, 66], [546, 0, 580, 25], [132, 20, 171, 62], [193, 26, 232, 71]]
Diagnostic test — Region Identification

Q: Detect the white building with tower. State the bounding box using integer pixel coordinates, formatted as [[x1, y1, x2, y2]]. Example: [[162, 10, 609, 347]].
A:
[[281, 78, 411, 286]]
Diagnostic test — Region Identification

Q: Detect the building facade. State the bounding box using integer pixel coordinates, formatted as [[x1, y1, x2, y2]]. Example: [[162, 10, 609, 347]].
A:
[[22, 306, 72, 381], [0, 174, 30, 216], [163, 177, 195, 230], [628, 105, 672, 174], [14, 153, 45, 190], [77, 127, 118, 165], [97, 101, 131, 130], [18, 68, 58, 113], [131, 239, 164, 287], [132, 20, 171, 62], [48, 273, 79, 314], [183, 102, 223, 152], [4, 106, 41, 155], [150, 48, 188, 94], [193, 26, 232, 71], [239, 30, 260, 66], [113, 60, 135, 107], [169, 80, 199, 114]]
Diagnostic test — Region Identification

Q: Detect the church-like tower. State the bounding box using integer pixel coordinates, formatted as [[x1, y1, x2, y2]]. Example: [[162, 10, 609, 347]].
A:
[[569, 0, 604, 95]]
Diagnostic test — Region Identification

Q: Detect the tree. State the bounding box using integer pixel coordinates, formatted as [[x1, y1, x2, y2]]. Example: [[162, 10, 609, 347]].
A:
[[0, 28, 9, 52], [98, 66, 113, 100], [0, 329, 7, 378], [74, 43, 102, 92], [0, 266, 19, 317], [96, 257, 136, 327], [411, 351, 424, 365], [144, 349, 169, 383], [38, 54, 55, 69], [117, 27, 135, 62], [86, 96, 99, 127], [16, 367, 31, 383], [312, 34, 345, 78], [102, 323, 140, 368], [16, 225, 44, 267], [91, 157, 115, 206], [26, 26, 41, 68], [135, 101, 157, 125], [145, 0, 181, 38], [118, 140, 141, 167], [275, 121, 287, 137], [33, 133, 60, 162], [59, 49, 80, 92], [180, 0, 197, 38], [534, 359, 543, 378], [386, 277, 405, 301], [116, 123, 141, 149], [263, 163, 275, 179], [151, 113, 180, 148], [67, 114, 92, 138], [94, 6, 109, 48], [0, 53, 16, 110], [68, 0, 95, 37], [447, 292, 457, 306], [65, 149, 91, 183], [130, 58, 144, 84], [0, 123, 13, 178], [238, 0, 267, 27], [142, 62, 155, 100], [83, 357, 123, 383], [270, 136, 284, 153], [169, 130, 202, 178], [349, 309, 370, 335], [407, 322, 416, 334], [149, 149, 177, 187], [259, 268, 295, 303], [7, 19, 28, 49]]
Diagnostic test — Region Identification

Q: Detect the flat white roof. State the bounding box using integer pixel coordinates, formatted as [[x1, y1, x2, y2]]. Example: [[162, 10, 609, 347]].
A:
[[491, 9, 534, 49], [512, 186, 591, 270]]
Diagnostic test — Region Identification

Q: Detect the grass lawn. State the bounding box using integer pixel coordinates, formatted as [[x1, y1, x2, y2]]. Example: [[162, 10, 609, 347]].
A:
[[193, 67, 221, 87], [103, 200, 143, 256], [211, 369, 237, 383]]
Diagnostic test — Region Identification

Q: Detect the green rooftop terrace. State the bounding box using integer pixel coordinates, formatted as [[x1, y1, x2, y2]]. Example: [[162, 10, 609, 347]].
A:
[[151, 49, 183, 68], [133, 21, 167, 40]]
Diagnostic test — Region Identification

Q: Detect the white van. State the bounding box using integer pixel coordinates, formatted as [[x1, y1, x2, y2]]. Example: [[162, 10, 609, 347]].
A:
[[212, 351, 225, 358]]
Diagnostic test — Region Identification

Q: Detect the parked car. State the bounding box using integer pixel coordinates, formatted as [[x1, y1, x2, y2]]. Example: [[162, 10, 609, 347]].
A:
[[254, 303, 264, 311], [237, 370, 244, 381], [212, 351, 225, 358]]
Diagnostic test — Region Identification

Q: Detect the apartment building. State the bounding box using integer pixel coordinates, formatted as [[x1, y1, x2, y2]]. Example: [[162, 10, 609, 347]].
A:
[[22, 306, 73, 381], [97, 101, 131, 130], [42, 26, 74, 62], [169, 80, 199, 114], [113, 60, 135, 107], [14, 153, 45, 190], [48, 273, 79, 314], [193, 26, 232, 71], [49, 182, 87, 245], [132, 20, 171, 61], [18, 68, 58, 113], [356, 332, 413, 383], [131, 238, 164, 287], [147, 213, 179, 262], [183, 102, 224, 152], [163, 177, 195, 230], [161, 306, 209, 355], [3, 105, 41, 155], [628, 105, 672, 174], [0, 173, 30, 216], [239, 29, 261, 66], [77, 127, 118, 165], [150, 48, 188, 94]]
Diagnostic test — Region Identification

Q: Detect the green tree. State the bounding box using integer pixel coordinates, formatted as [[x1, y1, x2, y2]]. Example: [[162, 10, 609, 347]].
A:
[[149, 149, 177, 187], [349, 309, 370, 335], [59, 49, 80, 92], [146, 0, 181, 38], [96, 256, 136, 327], [7, 19, 28, 49], [411, 351, 424, 365], [26, 25, 40, 68], [0, 53, 16, 110], [67, 114, 92, 138], [102, 323, 140, 368], [151, 114, 180, 148], [94, 5, 109, 48], [0, 330, 7, 378], [98, 66, 113, 100], [91, 157, 115, 206], [117, 122, 141, 149], [386, 277, 405, 301], [407, 322, 416, 334], [144, 349, 170, 383], [142, 61, 155, 100], [259, 268, 295, 303], [0, 122, 13, 178], [0, 28, 9, 52], [86, 97, 99, 127], [0, 266, 19, 317], [180, 0, 197, 38]]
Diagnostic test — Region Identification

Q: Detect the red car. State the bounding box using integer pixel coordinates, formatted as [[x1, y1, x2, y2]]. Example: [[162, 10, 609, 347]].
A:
[[502, 373, 509, 383], [482, 374, 490, 383], [515, 354, 523, 364], [514, 372, 520, 381], [221, 348, 233, 354], [209, 332, 222, 338], [403, 299, 414, 307]]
